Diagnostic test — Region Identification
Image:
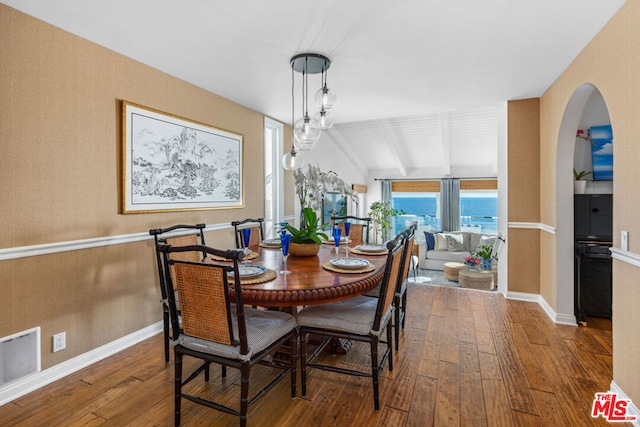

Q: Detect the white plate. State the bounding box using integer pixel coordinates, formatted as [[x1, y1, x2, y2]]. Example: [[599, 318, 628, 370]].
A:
[[262, 238, 281, 247], [355, 244, 387, 253], [229, 265, 266, 278], [329, 258, 369, 270]]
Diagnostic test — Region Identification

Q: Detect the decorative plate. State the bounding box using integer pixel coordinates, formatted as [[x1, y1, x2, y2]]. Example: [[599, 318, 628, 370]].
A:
[[261, 238, 281, 247], [355, 244, 387, 253], [329, 258, 369, 270], [229, 265, 266, 278]]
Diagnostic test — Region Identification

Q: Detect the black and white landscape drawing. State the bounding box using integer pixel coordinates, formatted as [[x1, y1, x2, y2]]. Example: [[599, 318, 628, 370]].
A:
[[122, 102, 243, 213]]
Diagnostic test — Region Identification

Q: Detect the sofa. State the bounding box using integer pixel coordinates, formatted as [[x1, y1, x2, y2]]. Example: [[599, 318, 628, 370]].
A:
[[415, 228, 498, 270]]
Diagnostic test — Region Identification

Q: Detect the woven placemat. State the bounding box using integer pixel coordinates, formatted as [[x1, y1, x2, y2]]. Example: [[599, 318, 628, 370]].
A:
[[259, 242, 281, 249], [209, 251, 259, 262], [349, 247, 388, 256], [239, 268, 277, 285], [321, 261, 375, 274], [321, 238, 352, 245]]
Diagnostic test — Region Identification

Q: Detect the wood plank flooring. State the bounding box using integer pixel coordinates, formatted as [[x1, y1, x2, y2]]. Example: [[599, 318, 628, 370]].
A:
[[0, 283, 627, 426]]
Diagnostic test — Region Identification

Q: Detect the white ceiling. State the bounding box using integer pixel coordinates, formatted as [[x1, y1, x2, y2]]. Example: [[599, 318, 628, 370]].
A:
[[1, 0, 625, 177]]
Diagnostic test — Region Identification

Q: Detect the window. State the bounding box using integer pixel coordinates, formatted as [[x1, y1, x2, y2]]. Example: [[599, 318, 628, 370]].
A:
[[391, 181, 441, 233], [390, 179, 497, 234], [264, 118, 284, 238], [460, 179, 498, 233]]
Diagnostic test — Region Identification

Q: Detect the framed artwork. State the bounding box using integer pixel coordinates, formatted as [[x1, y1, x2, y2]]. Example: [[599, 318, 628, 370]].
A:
[[121, 101, 243, 213], [590, 124, 613, 181], [322, 192, 347, 225]]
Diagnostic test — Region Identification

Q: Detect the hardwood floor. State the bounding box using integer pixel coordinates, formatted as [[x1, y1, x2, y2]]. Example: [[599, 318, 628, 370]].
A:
[[0, 283, 626, 426]]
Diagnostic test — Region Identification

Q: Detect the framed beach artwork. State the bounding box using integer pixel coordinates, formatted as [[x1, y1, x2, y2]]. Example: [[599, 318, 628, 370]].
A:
[[121, 101, 243, 213], [589, 125, 613, 181]]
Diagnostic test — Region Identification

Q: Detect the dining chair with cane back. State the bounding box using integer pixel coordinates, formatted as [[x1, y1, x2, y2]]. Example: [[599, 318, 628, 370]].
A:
[[330, 215, 372, 245], [297, 231, 405, 410], [231, 218, 265, 249], [149, 224, 207, 363], [159, 243, 298, 427], [393, 224, 416, 351]]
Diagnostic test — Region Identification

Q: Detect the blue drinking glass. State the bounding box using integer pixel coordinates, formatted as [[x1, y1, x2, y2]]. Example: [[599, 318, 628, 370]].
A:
[[343, 222, 351, 256], [333, 226, 342, 256], [241, 228, 252, 263], [279, 233, 291, 275]]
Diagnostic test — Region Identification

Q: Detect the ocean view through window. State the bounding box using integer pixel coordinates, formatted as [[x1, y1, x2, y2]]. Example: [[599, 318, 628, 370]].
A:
[[392, 190, 498, 234]]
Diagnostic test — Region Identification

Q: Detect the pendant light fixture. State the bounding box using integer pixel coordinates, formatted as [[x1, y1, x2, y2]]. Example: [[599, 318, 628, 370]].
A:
[[282, 53, 336, 169], [282, 145, 303, 170]]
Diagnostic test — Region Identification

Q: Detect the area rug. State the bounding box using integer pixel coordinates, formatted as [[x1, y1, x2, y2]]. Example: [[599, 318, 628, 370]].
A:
[[408, 268, 461, 288]]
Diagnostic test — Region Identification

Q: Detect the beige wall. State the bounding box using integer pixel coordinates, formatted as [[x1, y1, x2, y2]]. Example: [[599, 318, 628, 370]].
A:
[[0, 5, 291, 369], [540, 0, 640, 403], [507, 99, 541, 294]]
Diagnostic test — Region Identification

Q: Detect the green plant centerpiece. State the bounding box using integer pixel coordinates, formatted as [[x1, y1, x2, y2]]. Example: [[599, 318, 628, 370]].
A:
[[369, 201, 406, 244], [282, 207, 328, 244]]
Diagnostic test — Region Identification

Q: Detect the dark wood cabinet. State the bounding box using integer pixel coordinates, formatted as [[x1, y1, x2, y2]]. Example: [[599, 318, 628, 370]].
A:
[[574, 193, 613, 321], [574, 194, 612, 240]]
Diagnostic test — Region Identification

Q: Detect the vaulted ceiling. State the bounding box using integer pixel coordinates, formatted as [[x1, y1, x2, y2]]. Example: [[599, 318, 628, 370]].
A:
[[1, 0, 625, 177]]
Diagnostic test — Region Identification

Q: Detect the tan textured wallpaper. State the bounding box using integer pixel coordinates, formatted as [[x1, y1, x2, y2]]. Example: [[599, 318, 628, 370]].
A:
[[506, 229, 540, 294], [506, 99, 541, 294], [507, 99, 540, 223], [0, 5, 284, 369], [540, 0, 640, 404]]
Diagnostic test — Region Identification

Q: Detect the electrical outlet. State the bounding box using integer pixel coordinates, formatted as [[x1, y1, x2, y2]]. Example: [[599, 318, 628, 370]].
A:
[[53, 332, 66, 352], [622, 230, 629, 251]]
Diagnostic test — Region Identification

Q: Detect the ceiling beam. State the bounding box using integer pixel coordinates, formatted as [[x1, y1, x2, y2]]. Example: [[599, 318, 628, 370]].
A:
[[375, 120, 407, 176]]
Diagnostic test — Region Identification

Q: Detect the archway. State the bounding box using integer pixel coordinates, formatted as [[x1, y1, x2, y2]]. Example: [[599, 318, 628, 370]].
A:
[[556, 83, 612, 324]]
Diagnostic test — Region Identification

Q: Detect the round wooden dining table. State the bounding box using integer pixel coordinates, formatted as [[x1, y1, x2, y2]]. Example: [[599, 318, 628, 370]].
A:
[[233, 243, 388, 308]]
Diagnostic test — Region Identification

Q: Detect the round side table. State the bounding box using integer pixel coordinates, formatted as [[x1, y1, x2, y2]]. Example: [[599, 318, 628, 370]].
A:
[[443, 262, 467, 281], [458, 269, 495, 291]]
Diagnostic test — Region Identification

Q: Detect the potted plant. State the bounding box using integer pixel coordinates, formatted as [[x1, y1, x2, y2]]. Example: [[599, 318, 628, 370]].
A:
[[573, 168, 592, 194], [369, 201, 406, 244], [474, 244, 494, 270], [281, 207, 328, 256]]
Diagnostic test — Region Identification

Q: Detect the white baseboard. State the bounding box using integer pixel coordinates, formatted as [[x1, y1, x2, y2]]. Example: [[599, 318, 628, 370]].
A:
[[0, 321, 163, 407], [506, 291, 577, 326], [610, 381, 640, 426]]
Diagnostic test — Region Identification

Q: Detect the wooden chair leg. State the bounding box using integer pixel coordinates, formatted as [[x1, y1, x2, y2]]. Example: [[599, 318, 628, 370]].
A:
[[301, 332, 308, 397], [393, 296, 401, 351], [290, 335, 298, 398], [174, 352, 183, 427], [370, 338, 380, 410], [387, 324, 394, 372], [401, 292, 408, 329], [163, 310, 170, 363], [240, 364, 250, 427]]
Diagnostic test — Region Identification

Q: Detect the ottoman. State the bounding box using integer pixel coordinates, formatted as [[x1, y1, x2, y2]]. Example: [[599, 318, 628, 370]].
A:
[[443, 262, 467, 281], [459, 269, 495, 291]]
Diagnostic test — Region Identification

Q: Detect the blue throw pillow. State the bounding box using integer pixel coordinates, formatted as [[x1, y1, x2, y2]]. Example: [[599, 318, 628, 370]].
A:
[[424, 231, 436, 250]]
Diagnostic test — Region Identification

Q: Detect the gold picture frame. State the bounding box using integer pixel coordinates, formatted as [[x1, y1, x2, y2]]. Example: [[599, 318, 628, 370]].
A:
[[120, 101, 243, 213]]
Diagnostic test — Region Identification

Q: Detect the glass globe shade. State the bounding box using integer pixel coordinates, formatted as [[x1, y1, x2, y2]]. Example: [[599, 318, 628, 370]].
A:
[[293, 114, 321, 151], [313, 109, 334, 130], [281, 149, 303, 170], [315, 84, 337, 110]]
